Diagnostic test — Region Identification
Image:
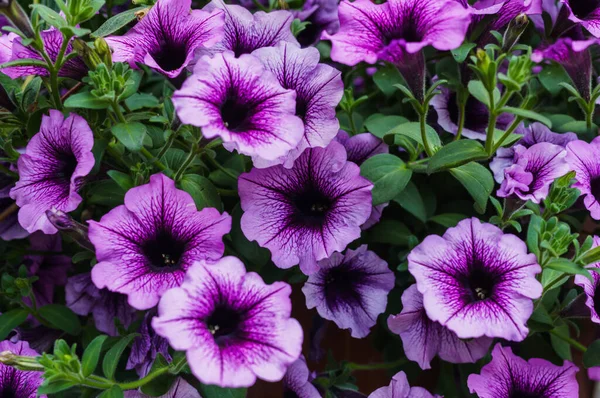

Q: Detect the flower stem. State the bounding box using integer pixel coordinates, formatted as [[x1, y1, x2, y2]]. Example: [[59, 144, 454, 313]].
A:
[[49, 36, 71, 110], [419, 110, 433, 157], [174, 142, 198, 181], [491, 116, 524, 153], [549, 329, 587, 353], [484, 91, 498, 156], [455, 99, 466, 141], [203, 153, 239, 180]]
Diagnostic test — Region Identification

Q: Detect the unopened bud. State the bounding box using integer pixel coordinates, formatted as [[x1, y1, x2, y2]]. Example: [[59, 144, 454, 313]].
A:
[[46, 208, 94, 251], [0, 0, 34, 37], [134, 7, 149, 20], [72, 38, 102, 70], [94, 37, 112, 69], [503, 14, 529, 52]]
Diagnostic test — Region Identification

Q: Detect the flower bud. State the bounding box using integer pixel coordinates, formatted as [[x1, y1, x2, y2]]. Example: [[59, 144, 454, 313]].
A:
[[0, 0, 34, 37], [46, 208, 94, 251], [94, 37, 113, 69], [503, 14, 529, 53]]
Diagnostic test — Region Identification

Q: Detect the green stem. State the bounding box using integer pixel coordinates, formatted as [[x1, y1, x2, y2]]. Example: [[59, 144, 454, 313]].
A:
[[586, 105, 594, 130], [491, 116, 524, 153], [348, 109, 358, 135], [419, 111, 433, 157], [217, 188, 238, 196], [347, 358, 408, 371], [203, 153, 239, 180], [49, 37, 71, 109], [484, 91, 497, 155], [549, 329, 587, 353], [204, 139, 223, 150], [174, 143, 198, 181], [455, 99, 466, 141]]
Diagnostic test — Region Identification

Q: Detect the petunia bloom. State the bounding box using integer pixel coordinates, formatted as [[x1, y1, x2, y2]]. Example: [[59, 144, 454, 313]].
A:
[[566, 136, 600, 219], [467, 343, 578, 397], [124, 378, 200, 398], [199, 0, 298, 57], [408, 217, 542, 341], [65, 272, 136, 336], [239, 141, 373, 275], [302, 245, 394, 338], [294, 0, 339, 47], [560, 0, 600, 38], [0, 161, 27, 241], [0, 28, 86, 80], [368, 371, 437, 398], [10, 110, 95, 234], [252, 42, 343, 168], [152, 257, 303, 388], [127, 309, 171, 376], [0, 340, 46, 398], [172, 52, 304, 163], [574, 236, 600, 324], [387, 284, 493, 370], [105, 0, 224, 78], [497, 142, 570, 203], [283, 357, 321, 398], [89, 173, 231, 310]]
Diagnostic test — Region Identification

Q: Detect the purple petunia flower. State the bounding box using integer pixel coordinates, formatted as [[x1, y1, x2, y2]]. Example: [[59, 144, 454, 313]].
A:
[[283, 356, 321, 398], [0, 163, 27, 241], [574, 236, 600, 324], [566, 137, 600, 219], [560, 0, 600, 37], [172, 52, 304, 163], [0, 340, 46, 398], [368, 371, 437, 398], [302, 245, 394, 338], [0, 29, 86, 80], [105, 0, 224, 78], [590, 367, 600, 381], [467, 343, 579, 397], [294, 0, 340, 47], [252, 42, 343, 168], [334, 130, 388, 229], [65, 272, 136, 336], [89, 173, 231, 310], [387, 284, 493, 370], [467, 0, 542, 44], [238, 141, 373, 275], [127, 309, 171, 376], [10, 110, 95, 234], [408, 217, 542, 341], [497, 142, 570, 203], [490, 123, 577, 183], [199, 0, 299, 58], [152, 257, 303, 388], [124, 378, 200, 398]]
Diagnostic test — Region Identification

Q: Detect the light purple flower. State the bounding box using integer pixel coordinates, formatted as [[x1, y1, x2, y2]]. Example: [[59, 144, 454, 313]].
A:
[[123, 378, 201, 398], [302, 245, 394, 338], [252, 42, 343, 168], [408, 217, 542, 341], [172, 52, 304, 163], [0, 164, 27, 241], [9, 110, 95, 234], [589, 366, 600, 381], [468, 0, 542, 44], [199, 0, 299, 57], [387, 284, 493, 370], [323, 0, 470, 67], [152, 257, 303, 388], [560, 0, 600, 37], [239, 142, 373, 275], [368, 371, 436, 398], [0, 340, 46, 398], [497, 142, 570, 203], [294, 0, 339, 47], [65, 272, 136, 336], [574, 236, 600, 324], [467, 343, 579, 398], [566, 137, 600, 219], [283, 356, 321, 398], [127, 309, 171, 376], [490, 123, 577, 183], [0, 29, 86, 79], [105, 0, 224, 78], [89, 173, 231, 310]]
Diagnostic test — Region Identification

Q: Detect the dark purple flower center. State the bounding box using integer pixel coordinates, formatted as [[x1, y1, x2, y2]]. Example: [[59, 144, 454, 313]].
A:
[[295, 99, 308, 120], [568, 0, 600, 20], [594, 283, 600, 315], [323, 266, 363, 308], [221, 97, 251, 131], [462, 260, 497, 302], [292, 189, 333, 226], [283, 389, 301, 398], [150, 41, 187, 72], [206, 305, 242, 343], [508, 391, 543, 398], [590, 176, 600, 202], [297, 21, 321, 47], [447, 93, 489, 132], [141, 230, 186, 270], [58, 154, 78, 181], [0, 386, 17, 398]]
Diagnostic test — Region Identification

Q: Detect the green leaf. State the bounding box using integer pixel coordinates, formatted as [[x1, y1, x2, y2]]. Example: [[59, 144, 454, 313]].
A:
[[140, 354, 175, 397], [102, 334, 137, 380], [37, 380, 76, 395], [537, 63, 571, 96], [0, 308, 29, 340], [373, 64, 403, 97], [30, 4, 67, 28], [364, 114, 409, 137], [427, 140, 488, 173], [38, 304, 81, 335], [584, 340, 600, 368], [91, 6, 147, 37], [230, 204, 270, 271], [550, 323, 573, 361], [451, 42, 476, 63], [0, 58, 49, 69], [579, 246, 600, 266], [360, 154, 412, 205], [119, 70, 143, 101], [81, 335, 108, 377], [528, 305, 554, 332], [429, 213, 465, 228], [125, 93, 160, 111], [499, 107, 552, 127], [467, 81, 499, 107], [366, 220, 415, 246], [64, 92, 110, 109], [107, 170, 134, 192], [60, 26, 91, 37], [546, 258, 592, 280], [98, 385, 124, 398], [449, 162, 494, 212], [385, 122, 442, 149], [111, 122, 146, 152], [393, 182, 427, 223], [87, 180, 125, 207], [179, 174, 223, 211], [199, 385, 247, 398]]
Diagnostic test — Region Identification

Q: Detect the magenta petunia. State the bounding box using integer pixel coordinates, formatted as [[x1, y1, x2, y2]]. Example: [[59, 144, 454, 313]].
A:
[[368, 371, 437, 398], [0, 340, 46, 398], [294, 0, 339, 47], [387, 284, 493, 370], [566, 137, 600, 219], [252, 42, 343, 168], [10, 110, 95, 234], [124, 378, 200, 398], [152, 257, 303, 388], [89, 173, 231, 310], [560, 0, 600, 37], [467, 343, 579, 398], [497, 142, 570, 203], [0, 29, 86, 80], [172, 52, 304, 163], [199, 0, 298, 57], [0, 164, 27, 241], [408, 217, 542, 341], [105, 0, 224, 78], [574, 236, 600, 324], [127, 309, 171, 377], [283, 356, 321, 398], [239, 141, 373, 275], [65, 272, 136, 336], [302, 245, 394, 338]]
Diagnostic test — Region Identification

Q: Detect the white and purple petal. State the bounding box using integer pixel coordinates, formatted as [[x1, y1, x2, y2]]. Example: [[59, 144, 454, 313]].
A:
[[368, 371, 437, 398], [566, 137, 600, 219]]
